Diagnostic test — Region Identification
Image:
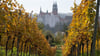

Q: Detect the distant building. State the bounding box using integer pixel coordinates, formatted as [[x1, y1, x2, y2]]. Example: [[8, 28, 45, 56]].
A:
[[98, 5, 100, 27], [37, 2, 72, 33], [98, 16, 100, 28]]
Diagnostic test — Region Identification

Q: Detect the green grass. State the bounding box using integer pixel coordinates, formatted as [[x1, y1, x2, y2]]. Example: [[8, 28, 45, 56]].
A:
[[96, 50, 100, 56], [56, 49, 62, 56], [0, 46, 38, 56], [80, 50, 100, 56]]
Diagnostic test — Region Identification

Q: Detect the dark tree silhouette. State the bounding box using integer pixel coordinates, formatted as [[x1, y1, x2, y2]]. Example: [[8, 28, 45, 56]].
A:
[[21, 42, 23, 56], [82, 43, 84, 56], [6, 36, 11, 56], [90, 0, 99, 56], [11, 37, 15, 56]]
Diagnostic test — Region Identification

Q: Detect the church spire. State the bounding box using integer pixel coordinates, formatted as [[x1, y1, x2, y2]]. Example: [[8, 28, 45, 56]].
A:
[[40, 7, 42, 14], [52, 2, 58, 15]]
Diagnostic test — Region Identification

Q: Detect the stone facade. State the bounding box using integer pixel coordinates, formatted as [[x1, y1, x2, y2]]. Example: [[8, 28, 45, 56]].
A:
[[37, 2, 72, 33]]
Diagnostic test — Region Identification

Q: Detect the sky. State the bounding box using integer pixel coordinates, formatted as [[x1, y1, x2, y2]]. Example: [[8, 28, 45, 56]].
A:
[[17, 0, 81, 14]]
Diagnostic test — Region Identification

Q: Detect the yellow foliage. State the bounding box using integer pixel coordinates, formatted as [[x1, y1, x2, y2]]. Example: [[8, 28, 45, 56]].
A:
[[0, 0, 56, 56], [62, 0, 96, 56]]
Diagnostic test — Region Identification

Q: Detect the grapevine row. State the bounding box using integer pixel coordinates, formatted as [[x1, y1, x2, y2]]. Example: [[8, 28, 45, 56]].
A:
[[0, 0, 56, 56], [62, 0, 100, 56]]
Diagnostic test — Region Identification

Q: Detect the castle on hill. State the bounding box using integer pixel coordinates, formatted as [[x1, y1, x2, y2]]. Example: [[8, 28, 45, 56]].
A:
[[37, 2, 72, 33]]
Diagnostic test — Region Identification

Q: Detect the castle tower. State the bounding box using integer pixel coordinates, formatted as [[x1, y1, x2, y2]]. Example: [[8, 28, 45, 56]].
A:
[[40, 7, 42, 14], [52, 2, 58, 15]]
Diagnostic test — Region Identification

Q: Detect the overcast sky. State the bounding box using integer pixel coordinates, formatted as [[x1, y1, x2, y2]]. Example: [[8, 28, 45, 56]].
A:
[[17, 0, 81, 14]]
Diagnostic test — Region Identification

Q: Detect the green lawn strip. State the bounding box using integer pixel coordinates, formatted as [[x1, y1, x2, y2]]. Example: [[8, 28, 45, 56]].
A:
[[56, 46, 62, 56], [80, 50, 100, 56]]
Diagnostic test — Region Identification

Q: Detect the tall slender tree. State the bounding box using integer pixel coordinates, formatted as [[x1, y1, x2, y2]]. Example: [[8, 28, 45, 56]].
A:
[[90, 0, 99, 56]]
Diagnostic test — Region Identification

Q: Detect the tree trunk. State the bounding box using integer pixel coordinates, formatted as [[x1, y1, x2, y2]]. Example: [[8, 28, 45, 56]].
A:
[[71, 46, 73, 56], [87, 41, 88, 56], [21, 42, 23, 56], [29, 45, 31, 56], [90, 0, 99, 56], [0, 35, 1, 43], [97, 39, 99, 56], [36, 48, 38, 56], [75, 47, 77, 56], [6, 36, 11, 56], [77, 43, 80, 56], [77, 43, 81, 56], [17, 38, 20, 56], [82, 43, 84, 56], [69, 46, 73, 56], [23, 43, 26, 56], [0, 35, 1, 53], [11, 37, 15, 56], [26, 46, 28, 56], [33, 49, 35, 56]]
